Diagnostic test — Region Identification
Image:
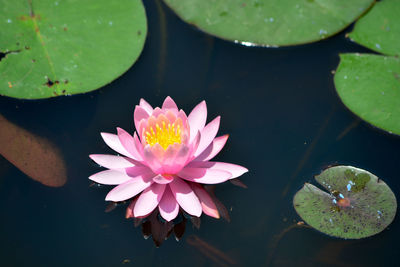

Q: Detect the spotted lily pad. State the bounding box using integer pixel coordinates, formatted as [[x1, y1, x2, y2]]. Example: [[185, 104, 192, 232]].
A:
[[293, 166, 397, 239], [334, 0, 400, 135], [162, 0, 374, 47], [0, 0, 147, 99]]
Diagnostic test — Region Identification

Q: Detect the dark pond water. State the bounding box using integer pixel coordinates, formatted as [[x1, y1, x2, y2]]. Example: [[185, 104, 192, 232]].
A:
[[0, 1, 399, 266]]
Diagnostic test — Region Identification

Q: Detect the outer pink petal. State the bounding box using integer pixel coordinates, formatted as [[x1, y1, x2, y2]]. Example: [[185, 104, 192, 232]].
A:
[[194, 116, 220, 157], [105, 178, 152, 202], [188, 100, 207, 143], [187, 161, 248, 179], [191, 184, 220, 219], [89, 170, 133, 185], [134, 105, 150, 134], [169, 178, 202, 217], [162, 96, 179, 114], [89, 154, 136, 169], [117, 128, 143, 161], [194, 134, 229, 162], [178, 168, 231, 184], [159, 186, 179, 222], [139, 98, 153, 115], [134, 183, 166, 217], [100, 133, 131, 158]]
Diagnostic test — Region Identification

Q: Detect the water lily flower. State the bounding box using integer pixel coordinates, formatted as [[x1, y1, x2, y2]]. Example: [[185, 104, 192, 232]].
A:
[[89, 97, 248, 221]]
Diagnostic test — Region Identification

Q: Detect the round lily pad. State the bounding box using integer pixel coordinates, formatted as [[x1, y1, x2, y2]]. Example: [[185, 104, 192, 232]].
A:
[[293, 166, 397, 239], [349, 0, 400, 56], [334, 53, 400, 135], [162, 0, 374, 47], [0, 0, 147, 99]]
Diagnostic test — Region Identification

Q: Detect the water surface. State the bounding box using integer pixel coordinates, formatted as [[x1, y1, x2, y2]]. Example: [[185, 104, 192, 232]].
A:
[[0, 1, 399, 266]]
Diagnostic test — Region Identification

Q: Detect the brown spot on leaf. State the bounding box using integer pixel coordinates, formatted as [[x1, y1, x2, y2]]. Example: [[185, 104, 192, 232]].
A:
[[44, 78, 60, 87], [393, 72, 400, 82]]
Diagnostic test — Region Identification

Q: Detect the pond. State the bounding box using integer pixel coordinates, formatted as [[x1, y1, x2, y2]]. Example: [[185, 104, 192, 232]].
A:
[[0, 0, 399, 266]]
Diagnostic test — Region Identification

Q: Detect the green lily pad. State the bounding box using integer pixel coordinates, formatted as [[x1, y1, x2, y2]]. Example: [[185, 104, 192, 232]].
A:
[[294, 166, 397, 239], [334, 54, 400, 135], [334, 0, 400, 135], [162, 0, 374, 47], [349, 0, 400, 56], [0, 0, 147, 99]]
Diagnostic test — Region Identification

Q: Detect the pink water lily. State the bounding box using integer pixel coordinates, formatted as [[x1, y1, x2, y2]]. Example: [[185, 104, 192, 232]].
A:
[[89, 97, 248, 221]]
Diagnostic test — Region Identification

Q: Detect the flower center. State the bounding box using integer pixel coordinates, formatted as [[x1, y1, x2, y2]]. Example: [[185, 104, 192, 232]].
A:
[[145, 121, 181, 150]]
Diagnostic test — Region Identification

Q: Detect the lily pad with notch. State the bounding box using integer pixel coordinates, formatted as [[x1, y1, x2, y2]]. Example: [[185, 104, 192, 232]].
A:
[[0, 0, 147, 99], [293, 166, 397, 239], [334, 0, 400, 135]]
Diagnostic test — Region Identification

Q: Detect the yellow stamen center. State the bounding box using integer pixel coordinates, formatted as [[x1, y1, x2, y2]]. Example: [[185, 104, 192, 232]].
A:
[[145, 121, 181, 150]]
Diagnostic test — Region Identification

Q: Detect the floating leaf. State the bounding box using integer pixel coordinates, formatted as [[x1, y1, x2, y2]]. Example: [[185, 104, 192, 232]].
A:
[[163, 0, 374, 46], [349, 0, 400, 56], [334, 54, 400, 135], [0, 0, 147, 99], [0, 114, 67, 187], [293, 166, 397, 239], [334, 0, 400, 135]]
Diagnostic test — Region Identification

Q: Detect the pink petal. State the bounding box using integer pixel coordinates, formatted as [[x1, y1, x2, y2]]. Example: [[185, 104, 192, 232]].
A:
[[194, 116, 220, 157], [191, 184, 220, 219], [151, 107, 164, 118], [159, 186, 179, 222], [187, 161, 248, 179], [133, 132, 144, 156], [125, 166, 154, 179], [139, 98, 153, 115], [169, 178, 202, 217], [134, 183, 166, 217], [89, 154, 136, 169], [178, 167, 231, 184], [188, 100, 207, 143], [134, 105, 149, 134], [100, 132, 131, 158], [164, 144, 191, 174], [185, 130, 201, 164], [161, 143, 191, 174], [142, 144, 164, 174], [89, 170, 133, 185], [194, 134, 229, 162], [105, 178, 152, 202], [161, 143, 180, 170], [117, 128, 143, 161], [177, 110, 190, 144], [162, 96, 179, 114], [153, 174, 174, 184]]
